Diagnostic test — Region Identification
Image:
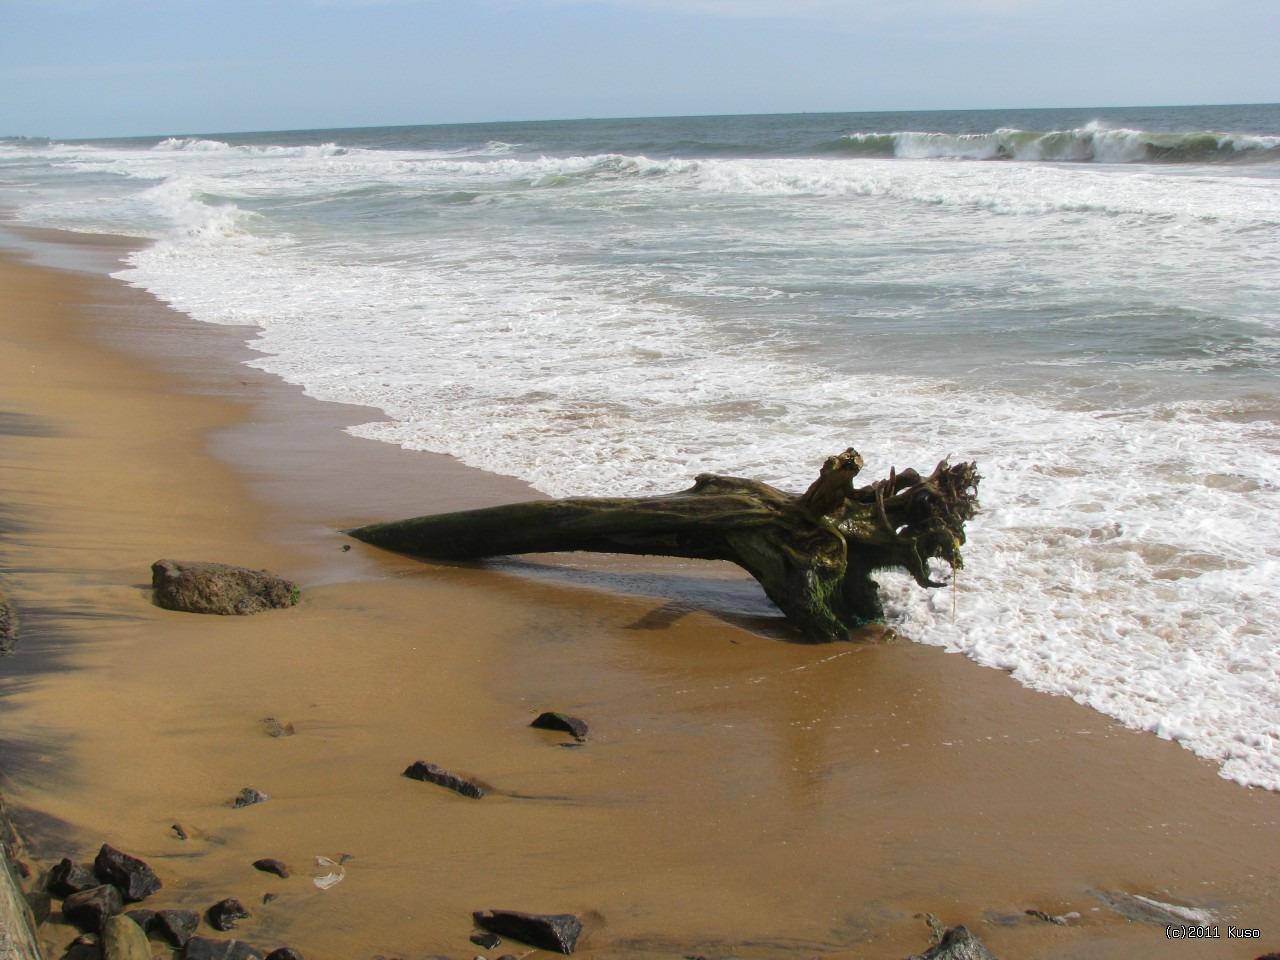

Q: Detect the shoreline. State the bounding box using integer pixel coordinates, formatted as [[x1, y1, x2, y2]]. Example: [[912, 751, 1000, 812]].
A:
[[0, 227, 1278, 959]]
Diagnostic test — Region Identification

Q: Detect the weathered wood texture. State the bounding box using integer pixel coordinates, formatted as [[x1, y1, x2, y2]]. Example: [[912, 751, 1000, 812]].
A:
[[349, 449, 980, 642]]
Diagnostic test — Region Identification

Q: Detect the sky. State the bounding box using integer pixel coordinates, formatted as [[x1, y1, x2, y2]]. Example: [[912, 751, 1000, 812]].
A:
[[2, 0, 1277, 139]]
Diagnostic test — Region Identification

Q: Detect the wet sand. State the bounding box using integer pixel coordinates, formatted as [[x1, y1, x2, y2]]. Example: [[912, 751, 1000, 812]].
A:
[[0, 228, 1277, 960]]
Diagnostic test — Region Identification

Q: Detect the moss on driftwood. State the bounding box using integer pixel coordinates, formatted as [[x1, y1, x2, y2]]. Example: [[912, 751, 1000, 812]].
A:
[[348, 449, 980, 642]]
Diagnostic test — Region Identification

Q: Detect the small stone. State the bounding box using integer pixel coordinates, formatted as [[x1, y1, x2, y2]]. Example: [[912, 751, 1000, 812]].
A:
[[182, 937, 267, 960], [62, 884, 124, 933], [262, 893, 277, 905], [234, 787, 270, 808], [124, 908, 156, 931], [530, 712, 589, 741], [265, 949, 305, 960], [172, 823, 190, 840], [48, 858, 98, 897], [261, 717, 295, 738], [252, 858, 290, 878], [472, 910, 583, 955], [103, 913, 153, 960], [94, 844, 163, 903], [153, 909, 201, 948], [207, 897, 250, 931], [470, 932, 502, 950], [403, 761, 485, 799]]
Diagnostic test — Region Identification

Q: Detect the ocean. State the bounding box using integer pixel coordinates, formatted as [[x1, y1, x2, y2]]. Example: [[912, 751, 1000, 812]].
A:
[[3, 104, 1279, 790]]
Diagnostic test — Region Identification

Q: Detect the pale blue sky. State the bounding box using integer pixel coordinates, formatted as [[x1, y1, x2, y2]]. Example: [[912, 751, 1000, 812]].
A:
[[2, 0, 1276, 138]]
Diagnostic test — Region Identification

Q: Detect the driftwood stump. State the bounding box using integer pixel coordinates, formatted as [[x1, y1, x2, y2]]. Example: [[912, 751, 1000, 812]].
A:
[[348, 449, 979, 642]]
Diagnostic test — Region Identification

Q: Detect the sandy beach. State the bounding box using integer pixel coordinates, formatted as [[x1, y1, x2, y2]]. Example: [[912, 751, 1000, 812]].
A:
[[1, 227, 1278, 959]]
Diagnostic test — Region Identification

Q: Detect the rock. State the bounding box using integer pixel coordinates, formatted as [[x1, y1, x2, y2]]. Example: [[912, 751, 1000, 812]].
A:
[[25, 887, 51, 926], [403, 761, 485, 799], [530, 712, 588, 741], [151, 559, 299, 616], [207, 897, 250, 931], [124, 908, 156, 931], [261, 718, 295, 738], [103, 913, 153, 960], [1024, 908, 1076, 925], [94, 844, 162, 902], [0, 592, 16, 654], [472, 910, 583, 955], [64, 933, 101, 960], [264, 950, 305, 960], [908, 925, 997, 960], [48, 857, 98, 897], [234, 788, 270, 809], [62, 883, 124, 933], [172, 823, 190, 840], [252, 858, 290, 879], [470, 932, 502, 950], [153, 909, 201, 948], [182, 937, 266, 960], [1090, 888, 1209, 926]]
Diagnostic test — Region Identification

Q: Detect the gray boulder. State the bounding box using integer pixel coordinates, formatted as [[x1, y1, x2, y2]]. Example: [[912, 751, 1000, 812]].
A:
[[151, 560, 298, 616]]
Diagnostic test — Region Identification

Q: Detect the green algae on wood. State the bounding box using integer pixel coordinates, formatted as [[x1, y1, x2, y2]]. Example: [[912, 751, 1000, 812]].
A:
[[348, 449, 980, 642]]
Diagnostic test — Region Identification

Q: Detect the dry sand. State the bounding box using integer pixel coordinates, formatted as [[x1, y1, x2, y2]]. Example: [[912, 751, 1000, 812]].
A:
[[0, 228, 1277, 959]]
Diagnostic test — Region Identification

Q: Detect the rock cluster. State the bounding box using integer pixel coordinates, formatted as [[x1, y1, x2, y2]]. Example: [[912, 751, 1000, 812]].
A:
[[43, 842, 303, 959]]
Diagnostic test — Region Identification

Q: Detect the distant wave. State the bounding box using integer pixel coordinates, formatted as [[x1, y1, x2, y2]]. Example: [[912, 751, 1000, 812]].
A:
[[817, 123, 1280, 163], [153, 137, 352, 158]]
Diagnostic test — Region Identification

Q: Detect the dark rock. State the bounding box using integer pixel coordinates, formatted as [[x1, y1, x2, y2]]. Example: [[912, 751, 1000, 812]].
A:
[[94, 844, 163, 902], [172, 823, 189, 840], [252, 858, 289, 878], [153, 909, 201, 948], [262, 893, 276, 905], [48, 857, 99, 897], [25, 887, 51, 926], [403, 761, 485, 799], [264, 950, 305, 960], [124, 908, 156, 931], [472, 910, 583, 955], [151, 559, 298, 616], [233, 788, 270, 809], [0, 592, 16, 654], [261, 718, 295, 738], [63, 933, 101, 960], [908, 925, 997, 960], [1024, 908, 1073, 925], [62, 883, 124, 933], [206, 897, 250, 931], [470, 932, 502, 950], [181, 937, 266, 960], [530, 712, 588, 741]]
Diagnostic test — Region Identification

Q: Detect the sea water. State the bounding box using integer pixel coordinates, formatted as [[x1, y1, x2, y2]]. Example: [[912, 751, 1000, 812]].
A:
[[3, 104, 1279, 788]]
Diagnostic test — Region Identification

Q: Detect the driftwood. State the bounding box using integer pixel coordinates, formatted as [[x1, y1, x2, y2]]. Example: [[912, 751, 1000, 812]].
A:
[[348, 449, 979, 642]]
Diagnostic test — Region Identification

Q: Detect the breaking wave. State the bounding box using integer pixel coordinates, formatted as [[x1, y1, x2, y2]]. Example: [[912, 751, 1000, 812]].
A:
[[821, 123, 1280, 163]]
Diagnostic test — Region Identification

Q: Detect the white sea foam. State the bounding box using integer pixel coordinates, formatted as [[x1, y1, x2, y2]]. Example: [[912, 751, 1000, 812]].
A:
[[5, 119, 1280, 790]]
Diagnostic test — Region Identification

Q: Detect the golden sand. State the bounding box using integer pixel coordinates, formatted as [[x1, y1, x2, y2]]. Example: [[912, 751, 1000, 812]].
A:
[[1, 232, 1277, 959]]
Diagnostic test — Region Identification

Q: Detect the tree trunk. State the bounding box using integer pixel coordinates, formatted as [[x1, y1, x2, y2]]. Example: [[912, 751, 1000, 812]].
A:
[[347, 449, 980, 642]]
